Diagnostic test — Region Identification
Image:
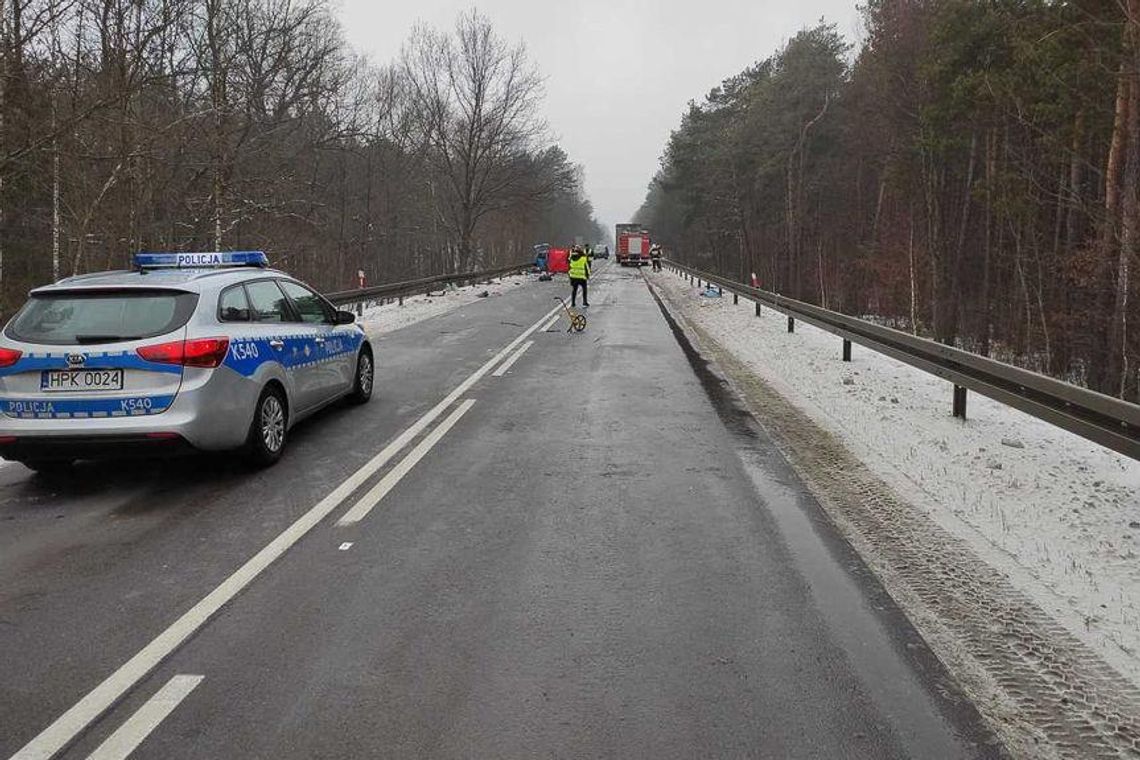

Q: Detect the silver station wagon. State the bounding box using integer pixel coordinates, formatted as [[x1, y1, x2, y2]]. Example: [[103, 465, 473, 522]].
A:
[[0, 251, 373, 473]]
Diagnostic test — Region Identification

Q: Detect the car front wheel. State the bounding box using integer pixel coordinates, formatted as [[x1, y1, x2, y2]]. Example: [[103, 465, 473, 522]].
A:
[[349, 347, 374, 405]]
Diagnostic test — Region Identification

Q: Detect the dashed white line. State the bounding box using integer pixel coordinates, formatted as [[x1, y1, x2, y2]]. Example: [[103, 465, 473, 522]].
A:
[[8, 303, 561, 760], [337, 399, 476, 526], [338, 542, 354, 551], [85, 675, 202, 760], [491, 341, 534, 377], [540, 313, 560, 332]]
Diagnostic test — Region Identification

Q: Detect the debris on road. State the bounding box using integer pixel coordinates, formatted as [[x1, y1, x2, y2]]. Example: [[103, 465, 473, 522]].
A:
[[357, 274, 529, 337]]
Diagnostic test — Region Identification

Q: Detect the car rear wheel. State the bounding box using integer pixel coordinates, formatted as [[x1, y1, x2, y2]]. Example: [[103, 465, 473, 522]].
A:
[[245, 385, 287, 467], [348, 347, 374, 405]]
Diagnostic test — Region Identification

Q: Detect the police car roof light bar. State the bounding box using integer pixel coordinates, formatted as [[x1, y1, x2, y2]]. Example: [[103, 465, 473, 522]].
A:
[[133, 251, 269, 270]]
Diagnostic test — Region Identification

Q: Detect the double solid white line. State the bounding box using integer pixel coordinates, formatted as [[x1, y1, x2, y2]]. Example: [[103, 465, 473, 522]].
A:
[[9, 302, 561, 760], [336, 399, 476, 525], [85, 676, 202, 760], [340, 330, 539, 526], [492, 341, 534, 377], [539, 313, 560, 332]]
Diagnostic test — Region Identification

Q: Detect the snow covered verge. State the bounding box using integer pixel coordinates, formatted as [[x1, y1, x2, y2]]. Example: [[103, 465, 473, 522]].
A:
[[355, 272, 530, 337], [653, 270, 1140, 690]]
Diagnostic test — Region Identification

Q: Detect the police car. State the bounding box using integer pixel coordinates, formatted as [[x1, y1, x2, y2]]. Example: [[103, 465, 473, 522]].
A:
[[0, 251, 373, 473]]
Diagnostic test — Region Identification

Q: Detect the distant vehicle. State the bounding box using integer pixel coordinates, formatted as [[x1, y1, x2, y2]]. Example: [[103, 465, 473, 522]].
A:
[[616, 224, 651, 266], [0, 251, 373, 473], [533, 243, 550, 270], [593, 245, 610, 259]]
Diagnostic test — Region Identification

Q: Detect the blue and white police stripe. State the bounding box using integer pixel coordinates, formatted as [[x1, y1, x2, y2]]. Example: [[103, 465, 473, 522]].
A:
[[0, 330, 364, 418], [1, 395, 175, 419], [0, 351, 183, 379], [223, 331, 364, 377]]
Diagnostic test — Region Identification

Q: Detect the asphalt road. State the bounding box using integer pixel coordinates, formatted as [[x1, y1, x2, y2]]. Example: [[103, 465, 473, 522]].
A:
[[0, 265, 1004, 759]]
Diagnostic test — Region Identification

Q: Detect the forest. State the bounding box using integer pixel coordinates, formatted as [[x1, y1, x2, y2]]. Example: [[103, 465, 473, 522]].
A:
[[638, 0, 1140, 400], [0, 2, 604, 314]]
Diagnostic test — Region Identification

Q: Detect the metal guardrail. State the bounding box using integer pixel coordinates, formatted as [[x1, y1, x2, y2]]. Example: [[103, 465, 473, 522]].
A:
[[325, 262, 532, 309], [663, 259, 1140, 460]]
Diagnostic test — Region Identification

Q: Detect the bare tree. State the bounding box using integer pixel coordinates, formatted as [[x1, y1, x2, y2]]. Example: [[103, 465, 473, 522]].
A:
[[401, 9, 548, 269], [0, 2, 604, 310]]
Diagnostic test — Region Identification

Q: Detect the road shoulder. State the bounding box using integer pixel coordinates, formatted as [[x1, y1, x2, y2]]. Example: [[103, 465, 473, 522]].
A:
[[648, 272, 1140, 760]]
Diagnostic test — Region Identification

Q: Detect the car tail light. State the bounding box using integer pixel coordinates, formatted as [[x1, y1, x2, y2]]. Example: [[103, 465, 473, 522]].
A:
[[138, 338, 230, 369], [181, 338, 230, 368], [0, 436, 16, 444], [137, 341, 183, 364], [0, 347, 22, 368]]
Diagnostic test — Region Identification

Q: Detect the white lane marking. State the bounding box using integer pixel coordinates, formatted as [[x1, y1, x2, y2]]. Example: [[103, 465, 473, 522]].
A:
[[338, 542, 353, 551], [8, 303, 561, 760], [85, 675, 202, 760], [540, 313, 560, 332], [491, 341, 534, 377], [337, 400, 476, 526]]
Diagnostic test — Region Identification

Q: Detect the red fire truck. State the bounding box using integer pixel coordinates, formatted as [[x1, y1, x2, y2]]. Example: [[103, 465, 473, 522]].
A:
[[616, 224, 651, 266]]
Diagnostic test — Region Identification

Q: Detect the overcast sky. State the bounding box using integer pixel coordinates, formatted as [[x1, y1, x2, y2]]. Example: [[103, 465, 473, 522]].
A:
[[335, 0, 862, 232]]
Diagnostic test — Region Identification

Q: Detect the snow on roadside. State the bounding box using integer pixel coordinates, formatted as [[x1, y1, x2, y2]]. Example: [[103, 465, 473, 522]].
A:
[[655, 271, 1140, 687], [356, 273, 530, 337]]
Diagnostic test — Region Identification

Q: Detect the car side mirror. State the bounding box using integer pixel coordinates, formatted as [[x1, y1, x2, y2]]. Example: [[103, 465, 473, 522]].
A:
[[335, 310, 356, 325]]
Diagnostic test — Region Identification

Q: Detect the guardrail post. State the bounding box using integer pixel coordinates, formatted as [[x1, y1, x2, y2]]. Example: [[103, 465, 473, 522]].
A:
[[787, 316, 795, 333], [755, 301, 761, 317], [733, 293, 738, 305], [356, 301, 362, 317], [953, 385, 968, 419], [842, 339, 852, 362], [398, 295, 404, 307]]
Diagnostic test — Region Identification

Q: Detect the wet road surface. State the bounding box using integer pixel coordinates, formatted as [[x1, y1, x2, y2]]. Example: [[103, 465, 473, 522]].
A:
[[0, 266, 1003, 759]]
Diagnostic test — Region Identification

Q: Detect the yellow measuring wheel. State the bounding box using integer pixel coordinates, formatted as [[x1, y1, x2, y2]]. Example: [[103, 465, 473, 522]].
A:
[[554, 297, 588, 333]]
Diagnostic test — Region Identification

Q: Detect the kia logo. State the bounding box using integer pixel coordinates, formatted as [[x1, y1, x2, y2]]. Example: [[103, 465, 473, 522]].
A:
[[65, 353, 86, 367]]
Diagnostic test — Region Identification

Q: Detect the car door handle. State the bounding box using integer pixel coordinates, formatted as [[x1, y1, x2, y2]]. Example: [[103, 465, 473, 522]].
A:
[[269, 339, 284, 350], [313, 337, 326, 344]]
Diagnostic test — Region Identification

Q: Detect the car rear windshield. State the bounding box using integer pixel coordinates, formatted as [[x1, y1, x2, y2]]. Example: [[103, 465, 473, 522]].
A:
[[5, 289, 199, 345]]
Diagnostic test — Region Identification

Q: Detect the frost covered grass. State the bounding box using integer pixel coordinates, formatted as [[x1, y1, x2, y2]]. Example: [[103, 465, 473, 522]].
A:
[[656, 270, 1140, 687], [356, 273, 530, 337]]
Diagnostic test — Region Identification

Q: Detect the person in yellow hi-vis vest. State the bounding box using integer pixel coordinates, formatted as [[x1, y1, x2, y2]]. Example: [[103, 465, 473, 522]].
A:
[[568, 246, 591, 308]]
